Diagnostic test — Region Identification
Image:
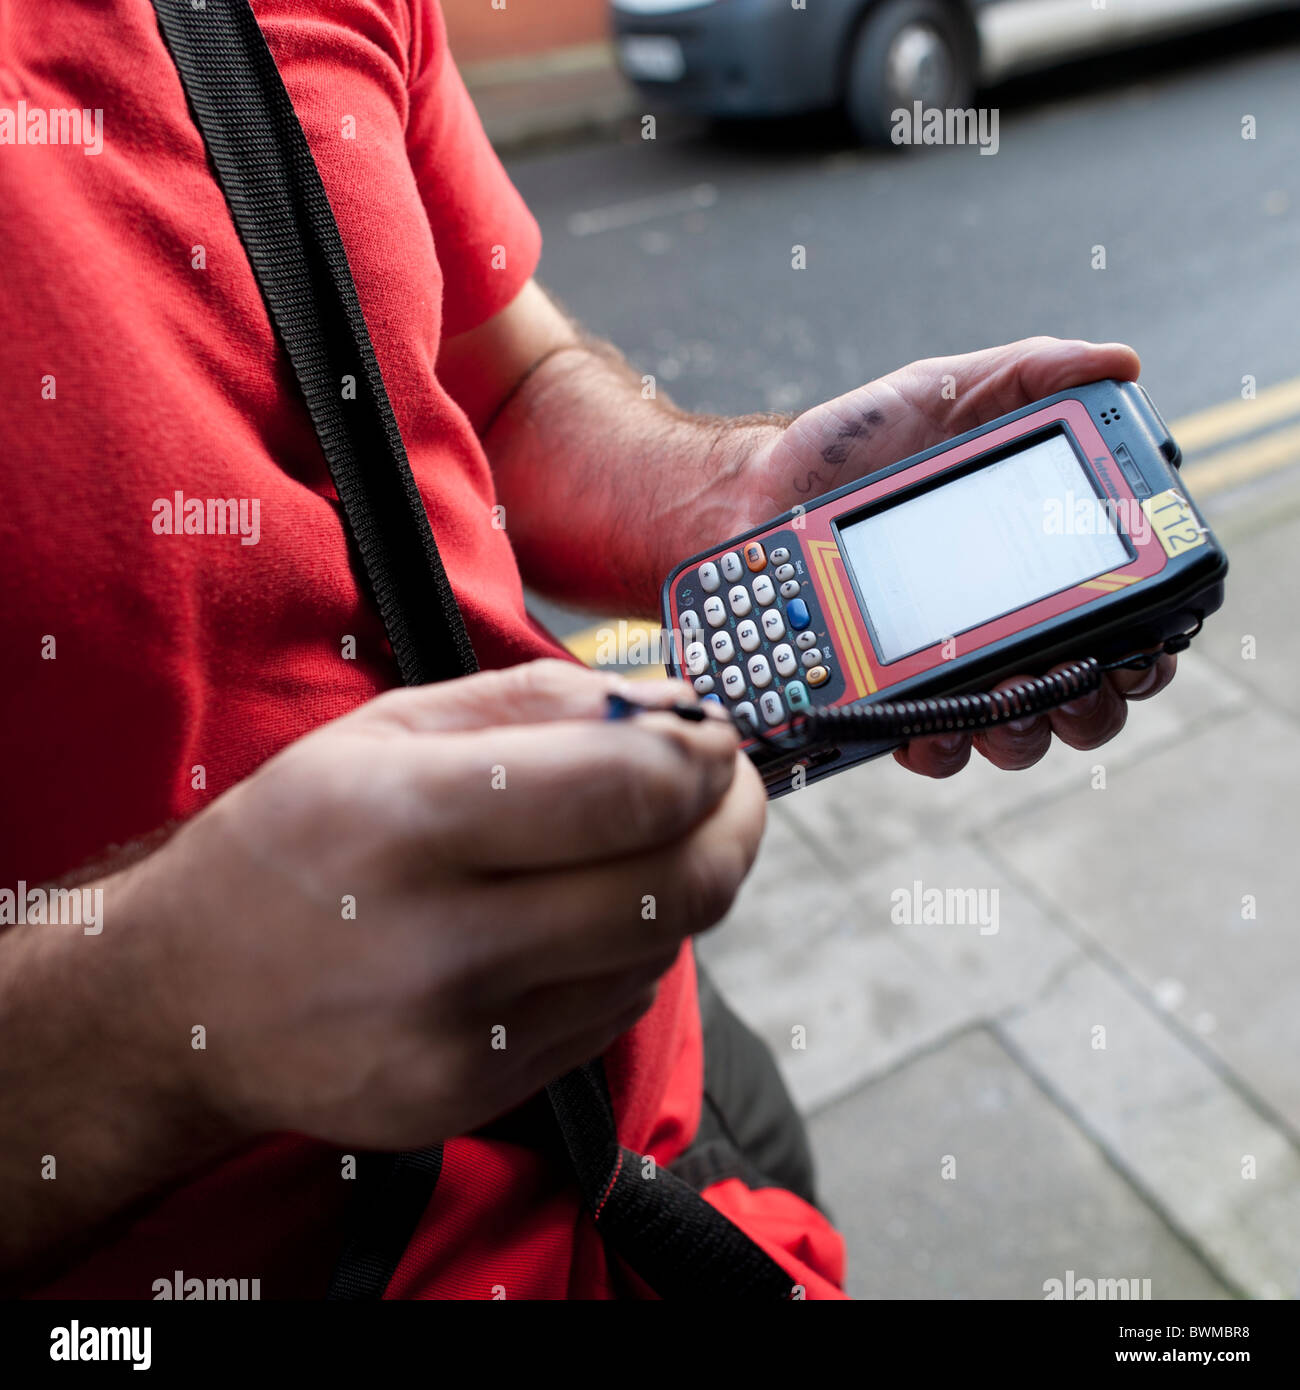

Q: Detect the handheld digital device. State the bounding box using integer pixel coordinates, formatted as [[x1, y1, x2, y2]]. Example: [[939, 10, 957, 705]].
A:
[[660, 380, 1227, 796]]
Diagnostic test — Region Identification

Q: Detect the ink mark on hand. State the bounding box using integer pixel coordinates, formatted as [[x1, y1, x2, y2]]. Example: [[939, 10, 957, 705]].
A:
[[793, 408, 885, 495]]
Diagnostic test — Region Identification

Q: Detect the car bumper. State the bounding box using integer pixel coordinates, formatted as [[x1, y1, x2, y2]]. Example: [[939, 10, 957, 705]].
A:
[[612, 0, 852, 117]]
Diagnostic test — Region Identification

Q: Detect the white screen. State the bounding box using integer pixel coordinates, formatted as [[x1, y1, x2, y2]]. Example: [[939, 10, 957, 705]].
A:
[[838, 432, 1129, 665]]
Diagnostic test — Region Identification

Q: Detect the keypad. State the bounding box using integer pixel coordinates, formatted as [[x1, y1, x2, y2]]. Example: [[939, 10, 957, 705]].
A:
[[672, 528, 843, 729]]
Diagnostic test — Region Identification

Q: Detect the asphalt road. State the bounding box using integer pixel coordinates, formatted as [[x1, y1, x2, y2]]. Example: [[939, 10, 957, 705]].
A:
[[505, 15, 1300, 635]]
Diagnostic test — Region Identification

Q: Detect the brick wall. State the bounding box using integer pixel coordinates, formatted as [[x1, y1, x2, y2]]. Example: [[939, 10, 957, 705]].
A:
[[441, 0, 610, 66]]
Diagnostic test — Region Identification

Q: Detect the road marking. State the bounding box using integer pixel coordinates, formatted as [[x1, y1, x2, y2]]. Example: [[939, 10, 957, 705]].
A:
[[562, 619, 661, 667], [566, 183, 718, 238], [1182, 420, 1300, 497], [1169, 374, 1300, 452]]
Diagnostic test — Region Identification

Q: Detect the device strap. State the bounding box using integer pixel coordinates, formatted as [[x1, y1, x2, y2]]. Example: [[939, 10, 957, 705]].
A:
[[149, 0, 798, 1302], [149, 0, 477, 689]]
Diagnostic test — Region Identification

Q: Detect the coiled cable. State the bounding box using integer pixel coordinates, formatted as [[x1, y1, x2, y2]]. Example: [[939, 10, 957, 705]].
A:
[[606, 621, 1200, 753]]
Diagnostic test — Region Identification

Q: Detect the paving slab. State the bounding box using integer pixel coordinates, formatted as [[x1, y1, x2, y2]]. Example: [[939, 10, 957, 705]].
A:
[[776, 651, 1249, 874], [703, 840, 1079, 1112], [988, 705, 1300, 1134], [1195, 505, 1300, 721], [999, 959, 1300, 1299], [699, 799, 849, 968], [809, 1028, 1234, 1300]]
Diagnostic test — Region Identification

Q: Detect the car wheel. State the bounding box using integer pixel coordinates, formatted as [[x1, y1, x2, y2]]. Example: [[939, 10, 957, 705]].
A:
[[845, 0, 975, 147]]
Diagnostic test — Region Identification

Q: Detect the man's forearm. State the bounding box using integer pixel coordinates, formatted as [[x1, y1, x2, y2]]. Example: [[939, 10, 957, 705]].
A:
[[0, 864, 232, 1290], [483, 336, 788, 616]]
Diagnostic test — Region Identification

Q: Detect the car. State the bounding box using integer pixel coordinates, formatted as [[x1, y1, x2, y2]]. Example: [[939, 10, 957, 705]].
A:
[[610, 0, 1294, 145]]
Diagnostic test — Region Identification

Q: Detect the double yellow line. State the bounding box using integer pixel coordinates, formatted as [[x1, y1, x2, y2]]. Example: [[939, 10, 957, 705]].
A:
[[562, 375, 1300, 669], [1177, 374, 1300, 497]]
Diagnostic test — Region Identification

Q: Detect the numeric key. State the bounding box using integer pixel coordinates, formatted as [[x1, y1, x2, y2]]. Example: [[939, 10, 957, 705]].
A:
[[728, 585, 752, 618], [710, 630, 735, 663]]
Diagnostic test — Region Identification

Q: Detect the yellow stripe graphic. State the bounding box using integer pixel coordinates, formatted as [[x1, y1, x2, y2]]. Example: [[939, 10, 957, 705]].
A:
[[807, 539, 876, 696]]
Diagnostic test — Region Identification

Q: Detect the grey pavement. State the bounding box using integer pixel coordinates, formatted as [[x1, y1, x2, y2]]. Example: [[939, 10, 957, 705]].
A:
[[496, 26, 1300, 1298]]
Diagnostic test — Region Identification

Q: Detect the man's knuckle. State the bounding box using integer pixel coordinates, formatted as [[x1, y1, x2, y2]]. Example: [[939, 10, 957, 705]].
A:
[[612, 742, 696, 843], [679, 845, 741, 930], [517, 657, 591, 701]]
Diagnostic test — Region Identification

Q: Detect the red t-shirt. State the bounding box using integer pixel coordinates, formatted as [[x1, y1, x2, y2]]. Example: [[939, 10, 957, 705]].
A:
[[1, 0, 844, 1298]]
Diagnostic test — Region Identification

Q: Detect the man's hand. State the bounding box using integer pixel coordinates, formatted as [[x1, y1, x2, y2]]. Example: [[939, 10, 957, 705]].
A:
[[734, 336, 1175, 777], [440, 293, 1174, 777], [144, 660, 762, 1148], [738, 337, 1141, 525], [0, 660, 763, 1281]]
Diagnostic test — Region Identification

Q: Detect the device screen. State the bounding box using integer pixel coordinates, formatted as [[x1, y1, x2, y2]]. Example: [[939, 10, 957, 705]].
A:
[[837, 430, 1130, 664]]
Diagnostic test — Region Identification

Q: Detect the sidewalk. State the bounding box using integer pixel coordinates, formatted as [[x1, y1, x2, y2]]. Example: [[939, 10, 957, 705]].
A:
[[460, 43, 638, 154], [698, 470, 1300, 1299]]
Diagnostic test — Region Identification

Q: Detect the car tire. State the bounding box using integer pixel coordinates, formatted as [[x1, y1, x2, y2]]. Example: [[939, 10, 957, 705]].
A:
[[845, 0, 976, 147]]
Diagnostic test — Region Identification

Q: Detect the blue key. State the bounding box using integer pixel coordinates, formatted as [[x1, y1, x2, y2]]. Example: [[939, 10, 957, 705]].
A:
[[784, 681, 809, 713], [786, 598, 811, 631], [701, 693, 723, 707]]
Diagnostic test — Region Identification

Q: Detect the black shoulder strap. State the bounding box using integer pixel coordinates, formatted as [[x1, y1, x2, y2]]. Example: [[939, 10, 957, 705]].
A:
[[148, 0, 465, 1302], [149, 0, 797, 1302], [548, 1062, 798, 1300], [150, 0, 476, 689]]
